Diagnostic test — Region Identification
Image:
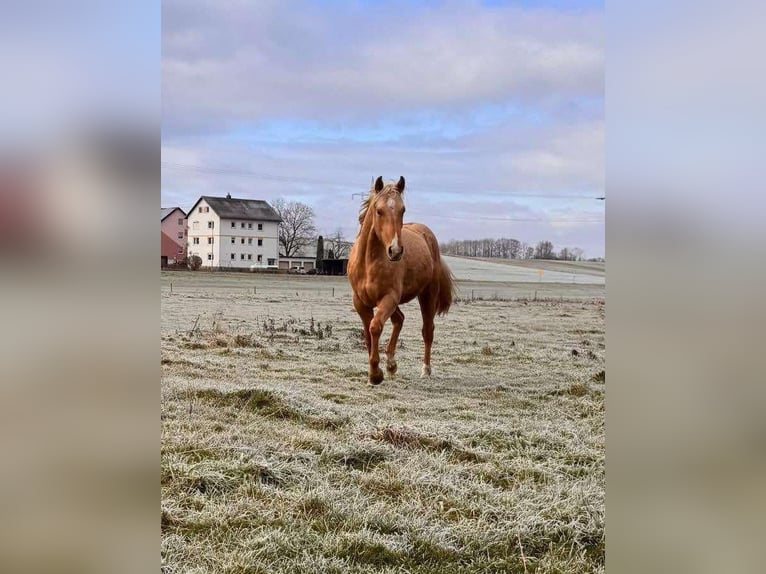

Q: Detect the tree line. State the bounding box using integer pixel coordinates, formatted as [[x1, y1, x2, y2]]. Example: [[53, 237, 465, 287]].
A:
[[271, 199, 602, 263], [439, 238, 595, 261]]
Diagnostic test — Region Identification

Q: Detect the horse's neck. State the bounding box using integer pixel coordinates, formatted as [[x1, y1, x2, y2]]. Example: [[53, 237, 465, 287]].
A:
[[355, 210, 384, 274]]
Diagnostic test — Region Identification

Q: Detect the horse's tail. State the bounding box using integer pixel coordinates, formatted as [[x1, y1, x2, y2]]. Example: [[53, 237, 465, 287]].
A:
[[436, 258, 457, 316]]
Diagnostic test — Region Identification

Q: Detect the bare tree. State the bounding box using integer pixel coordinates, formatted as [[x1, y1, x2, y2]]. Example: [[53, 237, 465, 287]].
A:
[[534, 240, 555, 259], [272, 199, 317, 257], [326, 227, 351, 259], [524, 245, 534, 260]]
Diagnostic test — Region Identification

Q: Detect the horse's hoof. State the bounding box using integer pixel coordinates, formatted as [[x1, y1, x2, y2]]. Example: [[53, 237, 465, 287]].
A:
[[420, 364, 432, 378], [369, 369, 384, 385], [386, 359, 398, 375]]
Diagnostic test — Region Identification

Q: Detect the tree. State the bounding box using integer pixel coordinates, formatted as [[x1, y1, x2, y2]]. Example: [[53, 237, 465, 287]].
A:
[[272, 199, 317, 257], [508, 239, 521, 259], [524, 245, 534, 260], [315, 235, 324, 272], [327, 227, 351, 259], [534, 240, 555, 259]]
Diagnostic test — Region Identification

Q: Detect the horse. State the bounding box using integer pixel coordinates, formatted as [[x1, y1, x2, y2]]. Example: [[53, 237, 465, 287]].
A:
[[347, 176, 456, 385]]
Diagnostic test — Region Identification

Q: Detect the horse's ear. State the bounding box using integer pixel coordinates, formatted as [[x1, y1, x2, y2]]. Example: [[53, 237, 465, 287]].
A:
[[396, 176, 405, 194], [374, 176, 384, 193]]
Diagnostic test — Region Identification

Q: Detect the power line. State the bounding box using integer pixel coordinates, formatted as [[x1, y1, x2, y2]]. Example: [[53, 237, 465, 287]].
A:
[[161, 161, 605, 201]]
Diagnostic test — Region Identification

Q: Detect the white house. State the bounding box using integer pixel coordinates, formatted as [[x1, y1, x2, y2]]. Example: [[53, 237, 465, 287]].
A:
[[186, 194, 281, 269]]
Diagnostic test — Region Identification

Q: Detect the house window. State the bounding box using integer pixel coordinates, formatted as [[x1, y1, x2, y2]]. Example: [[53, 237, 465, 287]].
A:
[[198, 207, 203, 213], [192, 221, 199, 230], [178, 247, 183, 254], [248, 223, 252, 229], [241, 238, 245, 244], [248, 238, 253, 245], [231, 237, 235, 244], [178, 218, 183, 225], [230, 253, 235, 260], [257, 238, 263, 246], [207, 237, 213, 244], [267, 258, 275, 265], [207, 253, 213, 260], [247, 254, 252, 260], [207, 221, 214, 229], [258, 223, 263, 231], [240, 254, 245, 260], [257, 254, 263, 262], [177, 231, 183, 239], [241, 222, 245, 229], [192, 238, 199, 245], [231, 221, 236, 228]]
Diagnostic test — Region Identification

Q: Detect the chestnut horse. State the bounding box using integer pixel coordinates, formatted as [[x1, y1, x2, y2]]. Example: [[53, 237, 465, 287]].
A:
[[348, 176, 456, 385]]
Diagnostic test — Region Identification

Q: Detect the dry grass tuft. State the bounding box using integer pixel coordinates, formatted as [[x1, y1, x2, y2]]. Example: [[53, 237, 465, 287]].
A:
[[365, 425, 485, 463], [567, 383, 588, 397]]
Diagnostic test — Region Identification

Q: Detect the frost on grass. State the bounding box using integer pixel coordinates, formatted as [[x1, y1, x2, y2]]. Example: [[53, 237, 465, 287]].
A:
[[161, 273, 605, 573]]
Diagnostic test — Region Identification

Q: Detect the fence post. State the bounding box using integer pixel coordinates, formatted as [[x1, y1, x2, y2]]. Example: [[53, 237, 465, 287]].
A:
[[170, 282, 172, 293], [253, 286, 256, 295], [332, 287, 335, 297]]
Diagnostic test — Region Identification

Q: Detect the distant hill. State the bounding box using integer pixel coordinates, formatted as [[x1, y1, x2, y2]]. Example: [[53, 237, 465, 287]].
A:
[[449, 256, 605, 278], [442, 256, 605, 285]]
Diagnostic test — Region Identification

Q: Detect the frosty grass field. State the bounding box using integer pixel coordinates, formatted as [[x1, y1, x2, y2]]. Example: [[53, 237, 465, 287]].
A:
[[161, 258, 605, 574]]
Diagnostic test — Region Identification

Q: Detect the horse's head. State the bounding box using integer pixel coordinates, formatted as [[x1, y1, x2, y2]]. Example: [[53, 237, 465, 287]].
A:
[[371, 176, 406, 262]]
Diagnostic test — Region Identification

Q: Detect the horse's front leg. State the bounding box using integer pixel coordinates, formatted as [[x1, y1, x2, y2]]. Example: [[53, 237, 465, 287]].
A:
[[368, 296, 397, 385], [353, 294, 373, 352]]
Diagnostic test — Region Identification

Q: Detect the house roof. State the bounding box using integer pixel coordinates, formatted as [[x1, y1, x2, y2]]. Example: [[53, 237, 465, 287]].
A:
[[189, 196, 282, 222], [161, 207, 186, 221]]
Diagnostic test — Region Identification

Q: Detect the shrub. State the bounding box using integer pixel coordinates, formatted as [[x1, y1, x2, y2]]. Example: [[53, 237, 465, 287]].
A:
[[188, 255, 203, 271]]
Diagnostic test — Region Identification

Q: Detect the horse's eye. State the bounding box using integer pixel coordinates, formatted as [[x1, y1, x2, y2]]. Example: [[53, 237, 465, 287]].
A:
[[376, 209, 383, 216], [402, 207, 406, 214]]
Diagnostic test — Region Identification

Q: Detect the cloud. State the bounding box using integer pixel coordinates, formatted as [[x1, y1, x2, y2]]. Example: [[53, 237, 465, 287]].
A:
[[162, 0, 602, 130]]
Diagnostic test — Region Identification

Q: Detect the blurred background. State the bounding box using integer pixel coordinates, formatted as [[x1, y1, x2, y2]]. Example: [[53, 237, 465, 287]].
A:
[[607, 1, 765, 572], [0, 2, 157, 573]]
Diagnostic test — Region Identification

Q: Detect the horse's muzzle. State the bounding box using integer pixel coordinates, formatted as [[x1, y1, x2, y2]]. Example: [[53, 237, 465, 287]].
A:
[[388, 246, 404, 261]]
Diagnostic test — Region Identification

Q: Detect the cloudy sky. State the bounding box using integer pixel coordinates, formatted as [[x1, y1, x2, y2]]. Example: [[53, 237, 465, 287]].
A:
[[162, 0, 604, 257]]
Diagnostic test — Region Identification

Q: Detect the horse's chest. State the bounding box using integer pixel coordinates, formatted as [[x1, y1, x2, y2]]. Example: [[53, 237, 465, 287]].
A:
[[358, 270, 401, 306]]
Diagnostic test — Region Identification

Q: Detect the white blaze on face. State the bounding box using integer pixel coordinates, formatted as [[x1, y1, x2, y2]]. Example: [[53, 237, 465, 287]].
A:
[[387, 198, 395, 211], [390, 234, 399, 249]]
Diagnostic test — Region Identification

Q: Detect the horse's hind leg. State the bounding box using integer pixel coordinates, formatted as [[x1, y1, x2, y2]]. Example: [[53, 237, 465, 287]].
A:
[[418, 295, 436, 378], [385, 306, 404, 376]]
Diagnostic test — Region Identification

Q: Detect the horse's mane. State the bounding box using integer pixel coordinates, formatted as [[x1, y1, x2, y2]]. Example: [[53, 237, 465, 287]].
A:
[[357, 182, 402, 225]]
